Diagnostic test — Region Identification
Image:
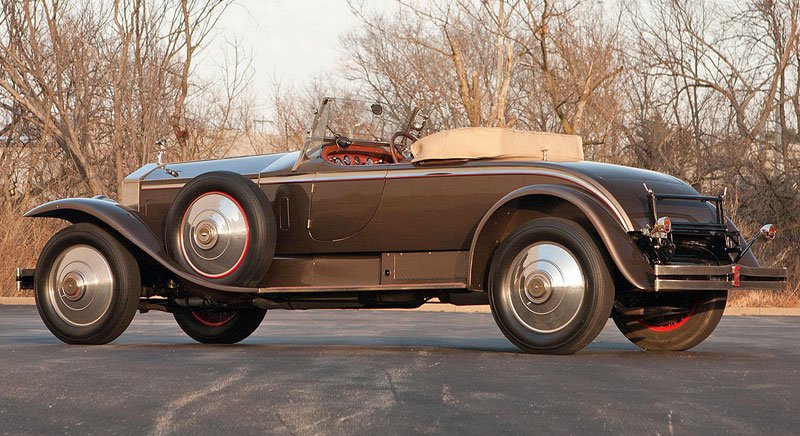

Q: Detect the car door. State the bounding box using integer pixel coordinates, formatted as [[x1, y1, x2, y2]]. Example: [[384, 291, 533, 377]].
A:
[[308, 161, 389, 242], [371, 161, 519, 251]]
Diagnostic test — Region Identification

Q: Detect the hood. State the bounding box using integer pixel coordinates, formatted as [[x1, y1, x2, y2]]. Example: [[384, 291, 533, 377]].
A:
[[138, 151, 299, 182], [551, 161, 718, 231]]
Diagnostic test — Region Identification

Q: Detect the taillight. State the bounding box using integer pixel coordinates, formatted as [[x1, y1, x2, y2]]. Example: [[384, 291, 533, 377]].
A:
[[760, 224, 777, 240], [655, 216, 671, 234]]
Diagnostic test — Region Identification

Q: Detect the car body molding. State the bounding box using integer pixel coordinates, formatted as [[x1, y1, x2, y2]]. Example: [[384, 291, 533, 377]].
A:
[[467, 184, 654, 290], [24, 198, 263, 294]]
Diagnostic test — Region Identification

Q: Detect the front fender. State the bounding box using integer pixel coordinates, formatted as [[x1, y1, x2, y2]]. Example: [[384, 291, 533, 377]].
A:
[[467, 185, 654, 291], [26, 197, 162, 253], [25, 197, 261, 294]]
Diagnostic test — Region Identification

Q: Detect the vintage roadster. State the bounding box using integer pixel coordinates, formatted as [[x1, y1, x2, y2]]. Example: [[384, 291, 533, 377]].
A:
[[17, 98, 787, 354]]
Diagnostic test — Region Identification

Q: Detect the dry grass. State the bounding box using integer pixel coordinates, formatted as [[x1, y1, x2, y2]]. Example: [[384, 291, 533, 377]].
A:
[[1, 208, 64, 298], [2, 210, 797, 307], [728, 289, 800, 308]]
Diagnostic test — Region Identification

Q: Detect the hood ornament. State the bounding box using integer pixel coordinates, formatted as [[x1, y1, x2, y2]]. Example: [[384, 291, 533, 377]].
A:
[[155, 139, 180, 178]]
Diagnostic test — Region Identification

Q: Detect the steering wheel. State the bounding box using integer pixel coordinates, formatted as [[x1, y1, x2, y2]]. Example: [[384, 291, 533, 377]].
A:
[[389, 131, 417, 163]]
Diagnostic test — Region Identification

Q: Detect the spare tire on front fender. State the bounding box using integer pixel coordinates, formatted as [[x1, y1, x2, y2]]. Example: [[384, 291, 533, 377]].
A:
[[165, 171, 276, 287]]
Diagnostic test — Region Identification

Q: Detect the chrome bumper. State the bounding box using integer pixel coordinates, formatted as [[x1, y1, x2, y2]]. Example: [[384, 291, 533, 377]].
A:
[[654, 265, 788, 291], [15, 268, 34, 292]]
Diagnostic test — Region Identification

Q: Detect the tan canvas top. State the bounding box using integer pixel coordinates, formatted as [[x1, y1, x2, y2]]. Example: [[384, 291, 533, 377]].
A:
[[410, 127, 584, 163]]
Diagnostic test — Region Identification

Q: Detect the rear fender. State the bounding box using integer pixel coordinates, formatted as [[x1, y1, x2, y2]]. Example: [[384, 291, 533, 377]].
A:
[[467, 185, 654, 291], [25, 198, 260, 294]]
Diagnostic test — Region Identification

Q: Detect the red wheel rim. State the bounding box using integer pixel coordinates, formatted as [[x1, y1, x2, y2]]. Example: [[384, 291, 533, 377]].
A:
[[190, 311, 237, 327], [637, 299, 699, 332]]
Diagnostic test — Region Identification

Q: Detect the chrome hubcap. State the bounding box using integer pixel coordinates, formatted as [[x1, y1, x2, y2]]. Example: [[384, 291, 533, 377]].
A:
[[193, 220, 219, 250], [60, 271, 86, 301], [505, 242, 585, 333], [180, 192, 249, 278], [47, 245, 114, 327], [523, 272, 553, 304]]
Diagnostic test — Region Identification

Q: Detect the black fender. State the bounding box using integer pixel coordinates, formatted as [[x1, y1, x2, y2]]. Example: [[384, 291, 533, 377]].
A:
[[467, 185, 654, 291], [25, 197, 261, 294]]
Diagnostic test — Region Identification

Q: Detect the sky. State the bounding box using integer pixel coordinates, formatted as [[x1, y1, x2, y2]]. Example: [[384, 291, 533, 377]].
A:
[[195, 0, 396, 116]]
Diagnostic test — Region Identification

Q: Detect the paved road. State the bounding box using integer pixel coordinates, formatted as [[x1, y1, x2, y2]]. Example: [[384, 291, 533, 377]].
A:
[[0, 306, 798, 435]]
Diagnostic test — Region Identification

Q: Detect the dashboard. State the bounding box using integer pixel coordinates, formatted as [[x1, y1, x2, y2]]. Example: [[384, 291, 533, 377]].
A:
[[321, 143, 394, 166]]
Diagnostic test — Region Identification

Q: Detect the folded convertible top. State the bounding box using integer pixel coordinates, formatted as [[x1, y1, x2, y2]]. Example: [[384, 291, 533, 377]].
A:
[[410, 127, 584, 163]]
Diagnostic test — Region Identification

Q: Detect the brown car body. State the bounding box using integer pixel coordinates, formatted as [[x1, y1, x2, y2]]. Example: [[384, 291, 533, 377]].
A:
[[18, 98, 788, 351], [24, 150, 785, 296]]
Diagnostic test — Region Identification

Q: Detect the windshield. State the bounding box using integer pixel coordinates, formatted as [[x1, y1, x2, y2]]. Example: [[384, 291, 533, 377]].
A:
[[303, 98, 409, 159]]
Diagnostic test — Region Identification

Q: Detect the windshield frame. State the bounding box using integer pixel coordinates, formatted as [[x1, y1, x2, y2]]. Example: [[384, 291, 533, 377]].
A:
[[292, 97, 409, 171]]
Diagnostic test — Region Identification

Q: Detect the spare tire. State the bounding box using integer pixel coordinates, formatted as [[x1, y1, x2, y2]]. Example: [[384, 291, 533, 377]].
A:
[[165, 171, 276, 287]]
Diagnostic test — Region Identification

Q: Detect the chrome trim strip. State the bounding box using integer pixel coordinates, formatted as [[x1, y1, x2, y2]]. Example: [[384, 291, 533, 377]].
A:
[[654, 279, 786, 291], [141, 183, 186, 191]]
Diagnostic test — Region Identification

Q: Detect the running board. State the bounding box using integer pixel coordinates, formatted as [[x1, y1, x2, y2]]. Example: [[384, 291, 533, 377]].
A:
[[255, 282, 468, 295]]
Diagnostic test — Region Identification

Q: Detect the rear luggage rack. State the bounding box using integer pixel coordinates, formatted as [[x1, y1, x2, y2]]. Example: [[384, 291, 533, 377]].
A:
[[644, 185, 726, 227]]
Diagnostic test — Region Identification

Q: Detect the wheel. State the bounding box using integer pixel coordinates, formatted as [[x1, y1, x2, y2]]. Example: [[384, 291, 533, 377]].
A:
[[612, 291, 727, 351], [165, 171, 277, 286], [173, 307, 266, 344], [488, 218, 614, 354], [34, 223, 141, 345]]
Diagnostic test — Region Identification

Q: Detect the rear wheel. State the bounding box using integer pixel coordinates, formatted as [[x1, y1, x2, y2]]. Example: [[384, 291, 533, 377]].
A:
[[34, 223, 141, 345], [612, 291, 726, 351], [488, 218, 615, 354], [173, 307, 266, 344]]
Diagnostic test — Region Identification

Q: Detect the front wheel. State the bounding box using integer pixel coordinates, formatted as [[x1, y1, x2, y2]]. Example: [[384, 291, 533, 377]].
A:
[[173, 307, 266, 344], [34, 223, 142, 345], [612, 291, 727, 351], [488, 218, 615, 354]]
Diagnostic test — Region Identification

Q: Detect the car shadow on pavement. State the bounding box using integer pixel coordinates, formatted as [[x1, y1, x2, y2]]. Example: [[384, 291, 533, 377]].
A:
[[3, 334, 744, 360]]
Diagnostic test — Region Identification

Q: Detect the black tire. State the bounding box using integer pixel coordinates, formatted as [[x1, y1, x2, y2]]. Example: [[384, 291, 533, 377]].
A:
[[488, 218, 614, 354], [173, 307, 267, 344], [34, 223, 141, 345], [165, 171, 276, 287], [612, 291, 727, 351]]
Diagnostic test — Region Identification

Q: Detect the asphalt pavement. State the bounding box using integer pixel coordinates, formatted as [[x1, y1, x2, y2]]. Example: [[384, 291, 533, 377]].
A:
[[0, 306, 798, 435]]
